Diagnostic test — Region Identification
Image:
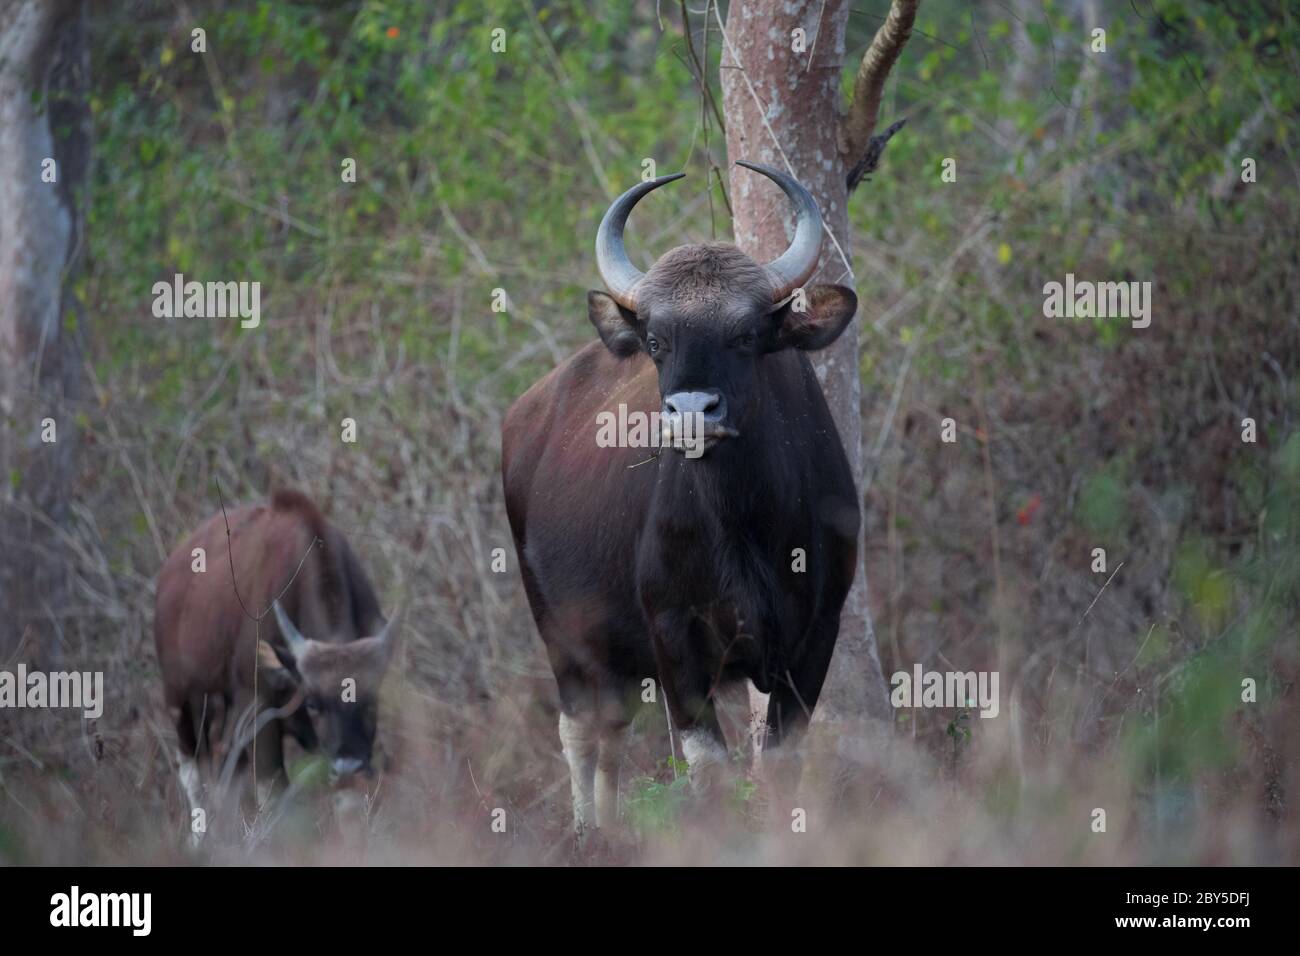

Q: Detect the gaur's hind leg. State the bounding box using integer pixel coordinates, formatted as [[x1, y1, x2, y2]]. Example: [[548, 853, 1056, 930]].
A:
[[558, 709, 599, 835], [543, 610, 629, 837], [173, 694, 209, 845]]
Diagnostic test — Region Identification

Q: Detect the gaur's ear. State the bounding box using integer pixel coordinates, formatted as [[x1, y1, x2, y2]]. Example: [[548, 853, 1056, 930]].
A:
[[588, 290, 643, 357], [764, 284, 858, 353]]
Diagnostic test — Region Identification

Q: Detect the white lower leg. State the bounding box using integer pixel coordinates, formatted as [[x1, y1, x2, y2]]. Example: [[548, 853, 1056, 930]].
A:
[[714, 681, 769, 769], [558, 712, 599, 833], [178, 753, 205, 845], [680, 727, 729, 779], [747, 683, 770, 760]]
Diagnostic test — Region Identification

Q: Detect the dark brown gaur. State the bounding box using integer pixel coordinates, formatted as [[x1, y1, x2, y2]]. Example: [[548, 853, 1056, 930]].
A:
[[153, 489, 397, 836], [504, 161, 861, 834]]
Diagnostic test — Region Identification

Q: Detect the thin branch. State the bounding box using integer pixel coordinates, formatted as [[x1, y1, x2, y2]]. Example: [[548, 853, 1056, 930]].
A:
[[677, 0, 732, 224], [843, 0, 919, 181], [679, 0, 727, 135]]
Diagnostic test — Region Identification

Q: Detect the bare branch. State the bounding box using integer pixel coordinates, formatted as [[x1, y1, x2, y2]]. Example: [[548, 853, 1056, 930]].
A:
[[846, 117, 906, 192], [843, 0, 919, 186]]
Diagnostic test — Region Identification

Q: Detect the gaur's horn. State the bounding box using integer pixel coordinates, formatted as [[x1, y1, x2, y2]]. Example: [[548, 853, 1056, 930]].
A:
[[372, 601, 404, 661], [735, 160, 824, 303], [594, 172, 685, 310], [272, 600, 309, 664]]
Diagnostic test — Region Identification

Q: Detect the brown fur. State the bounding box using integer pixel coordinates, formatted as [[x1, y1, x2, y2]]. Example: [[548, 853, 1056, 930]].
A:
[[635, 242, 772, 313], [154, 490, 387, 776]]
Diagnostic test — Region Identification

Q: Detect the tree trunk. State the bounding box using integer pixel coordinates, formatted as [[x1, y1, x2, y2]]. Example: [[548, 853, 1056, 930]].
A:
[[0, 0, 89, 656], [721, 0, 905, 736]]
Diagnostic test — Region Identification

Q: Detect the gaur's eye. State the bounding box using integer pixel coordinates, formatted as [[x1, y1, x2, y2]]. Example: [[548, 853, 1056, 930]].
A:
[[306, 697, 322, 714], [734, 332, 756, 349], [647, 337, 660, 355]]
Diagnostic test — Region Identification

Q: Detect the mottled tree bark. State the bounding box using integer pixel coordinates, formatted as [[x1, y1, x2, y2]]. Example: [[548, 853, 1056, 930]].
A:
[[720, 0, 917, 735], [0, 0, 89, 655]]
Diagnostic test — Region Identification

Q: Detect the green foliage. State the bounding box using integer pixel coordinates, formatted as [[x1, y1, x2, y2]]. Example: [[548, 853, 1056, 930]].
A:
[[1172, 536, 1232, 629], [624, 760, 691, 837], [74, 0, 1300, 851], [88, 0, 703, 444], [1129, 425, 1300, 784], [287, 753, 332, 792], [1078, 462, 1130, 547]]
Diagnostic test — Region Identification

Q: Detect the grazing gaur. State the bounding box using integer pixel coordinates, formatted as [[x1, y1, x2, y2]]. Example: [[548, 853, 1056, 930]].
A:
[[502, 162, 861, 833], [154, 489, 397, 828]]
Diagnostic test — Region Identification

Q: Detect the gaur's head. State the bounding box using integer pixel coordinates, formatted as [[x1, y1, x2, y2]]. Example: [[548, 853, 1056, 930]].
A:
[[589, 161, 858, 456], [265, 601, 398, 782]]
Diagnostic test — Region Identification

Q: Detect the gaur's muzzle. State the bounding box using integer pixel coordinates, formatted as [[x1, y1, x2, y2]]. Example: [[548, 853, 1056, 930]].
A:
[[660, 389, 738, 456]]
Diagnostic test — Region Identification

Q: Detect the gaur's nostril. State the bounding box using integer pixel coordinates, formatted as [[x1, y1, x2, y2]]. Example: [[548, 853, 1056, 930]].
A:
[[664, 390, 724, 420]]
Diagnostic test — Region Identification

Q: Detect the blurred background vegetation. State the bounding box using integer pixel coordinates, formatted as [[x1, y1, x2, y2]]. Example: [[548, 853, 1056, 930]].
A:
[[2, 0, 1298, 863]]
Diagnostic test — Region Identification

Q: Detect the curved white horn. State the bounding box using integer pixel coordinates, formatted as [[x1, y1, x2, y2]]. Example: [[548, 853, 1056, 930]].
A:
[[595, 172, 685, 310], [735, 160, 824, 302], [373, 601, 404, 660], [272, 600, 309, 664]]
